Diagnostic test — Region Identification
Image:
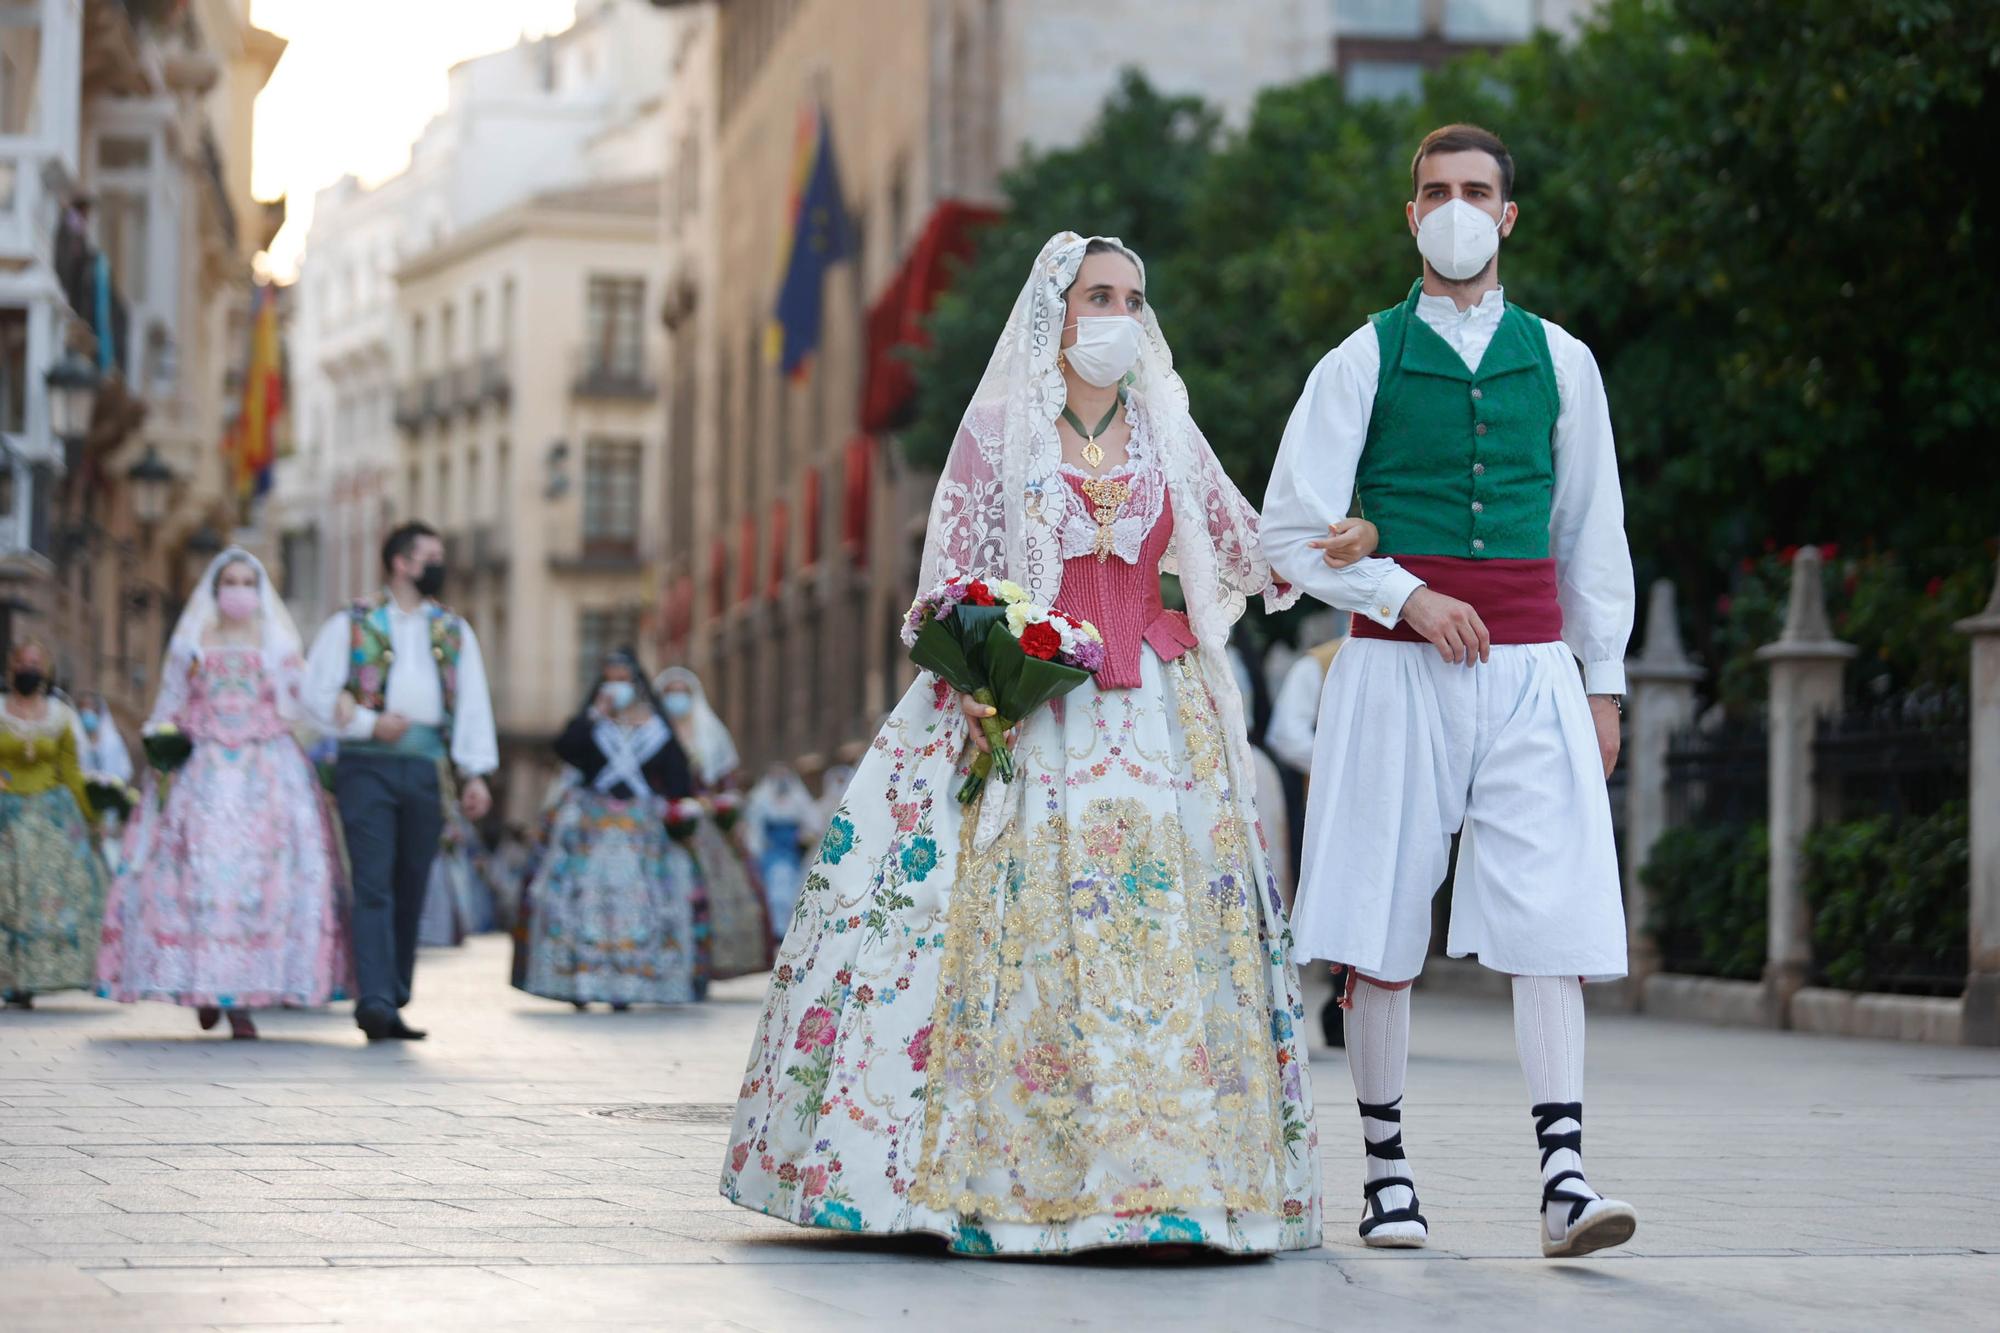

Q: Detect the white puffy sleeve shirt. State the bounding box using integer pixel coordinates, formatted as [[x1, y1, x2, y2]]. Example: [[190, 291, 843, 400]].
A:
[[1260, 290, 1635, 695]]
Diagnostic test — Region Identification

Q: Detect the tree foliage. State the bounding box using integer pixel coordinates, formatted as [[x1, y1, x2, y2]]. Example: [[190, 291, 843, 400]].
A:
[[902, 0, 2000, 652]]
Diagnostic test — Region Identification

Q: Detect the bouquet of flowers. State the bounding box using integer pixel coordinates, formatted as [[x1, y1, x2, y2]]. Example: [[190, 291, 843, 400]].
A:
[[711, 790, 743, 834], [85, 780, 138, 822], [665, 797, 705, 843], [905, 576, 1105, 804], [141, 723, 193, 773]]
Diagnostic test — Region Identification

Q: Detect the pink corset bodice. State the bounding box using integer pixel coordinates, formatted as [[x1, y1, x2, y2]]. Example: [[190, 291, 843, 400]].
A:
[[1051, 471, 1198, 690], [186, 646, 291, 747]]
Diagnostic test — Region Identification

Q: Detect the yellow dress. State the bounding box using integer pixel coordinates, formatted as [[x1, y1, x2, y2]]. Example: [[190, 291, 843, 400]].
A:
[[0, 701, 107, 996]]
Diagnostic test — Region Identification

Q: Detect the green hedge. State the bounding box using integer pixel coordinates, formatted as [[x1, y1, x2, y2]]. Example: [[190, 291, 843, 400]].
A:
[[1641, 822, 1768, 981], [1802, 802, 1969, 996]]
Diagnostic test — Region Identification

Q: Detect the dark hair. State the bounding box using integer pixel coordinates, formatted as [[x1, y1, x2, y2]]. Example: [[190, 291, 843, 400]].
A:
[[210, 553, 259, 595], [1410, 123, 1515, 201], [1065, 237, 1142, 293], [381, 521, 439, 575]]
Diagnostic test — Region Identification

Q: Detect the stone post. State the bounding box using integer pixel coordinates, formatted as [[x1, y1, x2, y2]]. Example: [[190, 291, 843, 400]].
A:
[[1957, 556, 2000, 1045], [1623, 579, 1705, 999], [1755, 547, 1855, 1026]]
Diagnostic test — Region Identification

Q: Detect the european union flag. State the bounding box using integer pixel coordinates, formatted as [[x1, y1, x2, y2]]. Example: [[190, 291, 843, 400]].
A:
[[771, 108, 852, 379]]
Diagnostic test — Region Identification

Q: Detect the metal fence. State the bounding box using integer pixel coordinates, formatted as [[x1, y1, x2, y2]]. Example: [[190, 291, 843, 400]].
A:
[[1815, 689, 1969, 821], [1665, 718, 1770, 827]]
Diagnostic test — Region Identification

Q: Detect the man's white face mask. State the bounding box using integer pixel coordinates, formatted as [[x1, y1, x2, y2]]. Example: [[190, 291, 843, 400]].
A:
[[1415, 198, 1503, 281]]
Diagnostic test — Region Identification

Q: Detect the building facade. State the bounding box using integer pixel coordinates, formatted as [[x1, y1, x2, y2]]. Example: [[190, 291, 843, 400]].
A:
[[280, 0, 673, 636], [655, 0, 1354, 781], [0, 0, 280, 749], [393, 178, 667, 821]]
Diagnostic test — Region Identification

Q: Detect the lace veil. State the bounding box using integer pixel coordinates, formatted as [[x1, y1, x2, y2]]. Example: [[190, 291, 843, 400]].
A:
[[150, 547, 306, 728], [909, 231, 1294, 780]]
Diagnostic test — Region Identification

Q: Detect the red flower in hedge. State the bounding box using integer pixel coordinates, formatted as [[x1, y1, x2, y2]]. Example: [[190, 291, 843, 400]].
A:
[[1019, 621, 1062, 660], [964, 581, 996, 606]]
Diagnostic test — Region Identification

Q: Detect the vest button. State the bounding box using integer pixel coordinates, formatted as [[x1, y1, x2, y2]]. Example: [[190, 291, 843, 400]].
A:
[[1471, 502, 1485, 514], [1472, 463, 1486, 475], [1475, 422, 1488, 436], [1471, 387, 1484, 400], [1472, 539, 1486, 552]]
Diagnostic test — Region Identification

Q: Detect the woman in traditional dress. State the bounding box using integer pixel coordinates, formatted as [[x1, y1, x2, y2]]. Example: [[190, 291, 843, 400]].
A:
[[0, 641, 106, 1008], [94, 550, 348, 1038], [719, 233, 1352, 1256], [742, 764, 817, 943], [653, 667, 771, 979], [517, 650, 707, 1008]]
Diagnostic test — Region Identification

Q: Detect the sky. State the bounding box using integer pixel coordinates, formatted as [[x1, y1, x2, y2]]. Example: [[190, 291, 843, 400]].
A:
[[249, 0, 580, 282]]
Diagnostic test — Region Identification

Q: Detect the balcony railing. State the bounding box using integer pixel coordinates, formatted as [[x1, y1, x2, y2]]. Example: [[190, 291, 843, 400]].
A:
[[394, 383, 426, 431], [479, 354, 512, 406], [422, 374, 450, 422], [472, 522, 510, 573], [451, 363, 482, 415], [570, 349, 656, 401]]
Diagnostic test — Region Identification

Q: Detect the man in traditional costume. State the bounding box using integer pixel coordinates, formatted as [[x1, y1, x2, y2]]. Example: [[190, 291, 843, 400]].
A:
[[1263, 124, 1638, 1258], [304, 522, 497, 1041]]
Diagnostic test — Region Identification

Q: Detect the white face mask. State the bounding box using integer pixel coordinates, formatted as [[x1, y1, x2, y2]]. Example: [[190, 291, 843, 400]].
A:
[[1061, 316, 1142, 388], [1415, 198, 1503, 281], [601, 681, 636, 711], [663, 693, 693, 718]]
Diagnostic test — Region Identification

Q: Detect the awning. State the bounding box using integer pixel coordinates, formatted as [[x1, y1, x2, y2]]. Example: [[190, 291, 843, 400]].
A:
[[859, 200, 1001, 434]]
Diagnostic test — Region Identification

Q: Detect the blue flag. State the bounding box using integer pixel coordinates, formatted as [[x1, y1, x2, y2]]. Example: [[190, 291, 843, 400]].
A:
[[770, 108, 852, 378]]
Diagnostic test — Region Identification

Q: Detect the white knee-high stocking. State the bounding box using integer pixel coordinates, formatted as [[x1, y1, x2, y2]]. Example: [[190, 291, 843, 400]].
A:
[[1511, 975, 1603, 1231], [1344, 978, 1424, 1242]]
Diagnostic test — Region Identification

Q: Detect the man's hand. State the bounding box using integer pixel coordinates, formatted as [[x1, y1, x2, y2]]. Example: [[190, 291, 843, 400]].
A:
[[1400, 588, 1491, 666], [1308, 518, 1380, 570], [461, 777, 492, 821], [1589, 696, 1621, 779], [372, 711, 412, 743]]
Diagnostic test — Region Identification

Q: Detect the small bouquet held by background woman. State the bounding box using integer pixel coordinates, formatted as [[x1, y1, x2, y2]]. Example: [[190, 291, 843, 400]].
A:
[[905, 576, 1104, 804], [141, 723, 193, 774], [665, 797, 705, 844]]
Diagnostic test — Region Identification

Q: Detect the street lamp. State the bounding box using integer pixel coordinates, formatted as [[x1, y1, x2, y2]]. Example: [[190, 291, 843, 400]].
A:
[[125, 445, 175, 531], [44, 350, 102, 448]]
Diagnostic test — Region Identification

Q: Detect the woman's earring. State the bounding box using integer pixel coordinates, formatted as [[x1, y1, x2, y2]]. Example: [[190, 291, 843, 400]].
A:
[[1057, 349, 1068, 372]]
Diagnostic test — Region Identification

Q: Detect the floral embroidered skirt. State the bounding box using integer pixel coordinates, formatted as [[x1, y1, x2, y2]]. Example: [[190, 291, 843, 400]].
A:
[[0, 789, 108, 996], [696, 819, 773, 980], [720, 649, 1323, 1256], [517, 790, 707, 1005], [97, 737, 349, 1008]]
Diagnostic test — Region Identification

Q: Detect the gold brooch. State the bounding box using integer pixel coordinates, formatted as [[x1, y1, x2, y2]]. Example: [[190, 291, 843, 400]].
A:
[[1080, 477, 1132, 563]]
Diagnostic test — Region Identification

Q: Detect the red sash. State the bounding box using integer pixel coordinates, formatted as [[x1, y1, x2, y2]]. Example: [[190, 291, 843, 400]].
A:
[[1351, 555, 1564, 645]]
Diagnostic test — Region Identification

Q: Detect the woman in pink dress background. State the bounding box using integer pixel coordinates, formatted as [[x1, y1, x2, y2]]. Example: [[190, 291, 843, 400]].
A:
[[97, 549, 349, 1039]]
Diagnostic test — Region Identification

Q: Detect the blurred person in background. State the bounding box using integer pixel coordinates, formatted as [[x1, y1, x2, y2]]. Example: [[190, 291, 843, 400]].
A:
[[97, 550, 348, 1040], [516, 650, 707, 1009], [0, 641, 105, 1009]]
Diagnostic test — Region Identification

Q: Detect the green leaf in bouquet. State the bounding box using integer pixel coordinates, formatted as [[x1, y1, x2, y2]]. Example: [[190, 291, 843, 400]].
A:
[[982, 621, 1094, 720], [951, 603, 1010, 680], [908, 618, 979, 695], [142, 731, 193, 773]]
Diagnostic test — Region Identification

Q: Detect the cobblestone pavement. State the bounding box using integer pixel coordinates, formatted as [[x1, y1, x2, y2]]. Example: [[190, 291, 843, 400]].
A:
[[2, 935, 1996, 1330]]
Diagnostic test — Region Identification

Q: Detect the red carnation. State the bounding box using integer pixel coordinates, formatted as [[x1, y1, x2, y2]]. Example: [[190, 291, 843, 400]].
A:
[[1020, 621, 1061, 660], [964, 581, 996, 606]]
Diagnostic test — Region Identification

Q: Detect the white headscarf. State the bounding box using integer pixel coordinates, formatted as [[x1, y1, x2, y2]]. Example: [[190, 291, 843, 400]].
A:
[[651, 666, 740, 788], [150, 548, 306, 728], [910, 232, 1294, 784]]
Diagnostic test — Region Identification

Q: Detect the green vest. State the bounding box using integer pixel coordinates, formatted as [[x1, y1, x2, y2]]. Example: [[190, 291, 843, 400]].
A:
[[1356, 279, 1560, 560]]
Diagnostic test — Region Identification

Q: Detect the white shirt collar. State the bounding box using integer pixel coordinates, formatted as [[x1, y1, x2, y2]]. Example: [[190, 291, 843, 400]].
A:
[[1416, 284, 1507, 324]]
